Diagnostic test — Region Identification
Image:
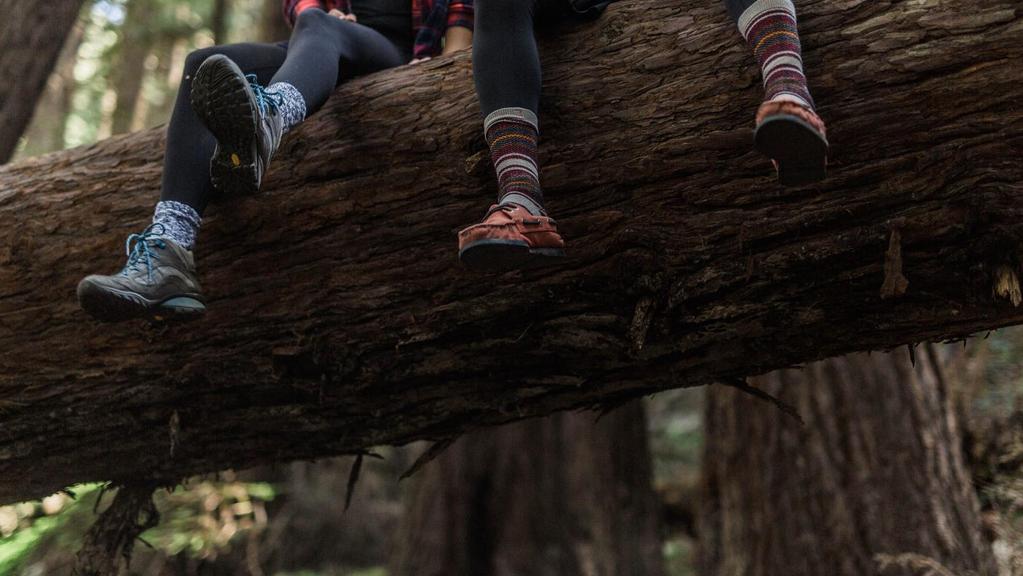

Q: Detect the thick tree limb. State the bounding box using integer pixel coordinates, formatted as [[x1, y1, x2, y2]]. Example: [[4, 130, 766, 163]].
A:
[[0, 0, 1021, 505]]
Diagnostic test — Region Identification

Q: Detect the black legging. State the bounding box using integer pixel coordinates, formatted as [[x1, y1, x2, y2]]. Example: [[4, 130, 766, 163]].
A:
[[473, 0, 761, 118], [161, 8, 406, 214]]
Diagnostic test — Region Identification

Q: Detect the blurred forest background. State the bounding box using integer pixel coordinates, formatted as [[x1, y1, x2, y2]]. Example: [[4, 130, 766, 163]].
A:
[[4, 1, 1023, 575]]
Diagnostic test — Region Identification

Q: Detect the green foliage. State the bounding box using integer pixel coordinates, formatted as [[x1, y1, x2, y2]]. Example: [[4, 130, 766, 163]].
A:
[[663, 539, 696, 576], [646, 392, 703, 576], [0, 484, 104, 576], [0, 512, 66, 574], [143, 480, 277, 558], [972, 327, 1023, 419], [647, 390, 704, 483], [65, 1, 122, 147], [0, 479, 278, 576]]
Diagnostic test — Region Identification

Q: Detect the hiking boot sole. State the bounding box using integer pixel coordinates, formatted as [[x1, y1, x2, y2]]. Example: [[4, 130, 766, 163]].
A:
[[77, 280, 206, 324], [191, 55, 262, 196], [754, 114, 829, 187], [459, 239, 565, 273]]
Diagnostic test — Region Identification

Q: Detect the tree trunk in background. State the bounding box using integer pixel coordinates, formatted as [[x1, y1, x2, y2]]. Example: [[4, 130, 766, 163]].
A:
[[261, 0, 291, 42], [212, 0, 231, 45], [141, 34, 181, 128], [2, 0, 1023, 506], [110, 0, 154, 135], [700, 348, 997, 576], [0, 0, 86, 162], [392, 402, 665, 576], [17, 20, 84, 158]]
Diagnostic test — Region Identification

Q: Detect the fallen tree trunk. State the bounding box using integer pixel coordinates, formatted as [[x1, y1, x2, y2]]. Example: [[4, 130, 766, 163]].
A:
[[0, 0, 1021, 505]]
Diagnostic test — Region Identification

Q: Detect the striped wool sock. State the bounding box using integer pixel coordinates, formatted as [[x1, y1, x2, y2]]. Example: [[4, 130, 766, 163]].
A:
[[484, 108, 545, 216], [738, 0, 815, 110]]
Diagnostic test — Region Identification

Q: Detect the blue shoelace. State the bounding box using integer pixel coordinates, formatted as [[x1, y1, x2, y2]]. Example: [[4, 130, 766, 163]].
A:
[[246, 74, 284, 117], [123, 223, 167, 283]]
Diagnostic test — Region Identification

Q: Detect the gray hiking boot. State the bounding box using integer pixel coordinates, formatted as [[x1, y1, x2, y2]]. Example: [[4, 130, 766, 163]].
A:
[[190, 54, 285, 196], [77, 224, 206, 323]]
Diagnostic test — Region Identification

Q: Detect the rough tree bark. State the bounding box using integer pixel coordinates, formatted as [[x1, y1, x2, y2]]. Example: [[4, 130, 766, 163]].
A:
[[392, 403, 665, 576], [0, 0, 1022, 505], [0, 0, 87, 163], [699, 347, 997, 576]]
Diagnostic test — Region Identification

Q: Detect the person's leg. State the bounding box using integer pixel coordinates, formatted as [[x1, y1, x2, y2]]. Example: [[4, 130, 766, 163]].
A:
[[269, 8, 406, 119], [189, 9, 405, 195], [472, 0, 544, 215], [727, 0, 827, 186], [159, 42, 289, 241], [458, 0, 565, 272], [728, 0, 813, 108], [77, 42, 288, 323]]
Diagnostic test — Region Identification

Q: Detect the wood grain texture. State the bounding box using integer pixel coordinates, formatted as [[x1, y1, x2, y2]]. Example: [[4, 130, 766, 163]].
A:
[[0, 0, 1021, 505]]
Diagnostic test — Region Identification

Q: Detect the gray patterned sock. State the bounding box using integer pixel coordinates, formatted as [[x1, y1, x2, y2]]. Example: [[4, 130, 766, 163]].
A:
[[152, 200, 202, 251], [267, 82, 307, 134]]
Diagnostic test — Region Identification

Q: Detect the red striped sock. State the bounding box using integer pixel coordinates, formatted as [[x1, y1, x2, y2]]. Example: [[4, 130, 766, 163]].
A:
[[738, 0, 815, 109], [484, 108, 545, 216]]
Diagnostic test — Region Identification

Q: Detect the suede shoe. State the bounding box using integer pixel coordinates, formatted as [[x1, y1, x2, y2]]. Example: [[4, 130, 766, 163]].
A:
[[458, 203, 565, 272]]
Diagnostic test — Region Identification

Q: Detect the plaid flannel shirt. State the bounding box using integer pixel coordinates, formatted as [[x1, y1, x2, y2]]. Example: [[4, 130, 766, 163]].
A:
[[283, 0, 473, 60]]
